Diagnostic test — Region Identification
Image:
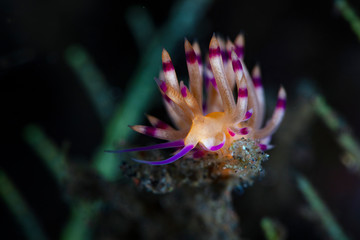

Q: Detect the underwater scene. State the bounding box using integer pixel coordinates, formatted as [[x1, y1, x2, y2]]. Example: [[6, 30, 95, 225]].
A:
[[2, 0, 360, 239]]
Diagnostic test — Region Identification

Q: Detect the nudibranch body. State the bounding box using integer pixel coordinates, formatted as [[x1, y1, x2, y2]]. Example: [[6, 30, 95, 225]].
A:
[[108, 34, 286, 165]]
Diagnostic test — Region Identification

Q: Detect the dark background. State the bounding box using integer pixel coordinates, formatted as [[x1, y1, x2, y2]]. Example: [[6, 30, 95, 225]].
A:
[[1, 0, 360, 239]]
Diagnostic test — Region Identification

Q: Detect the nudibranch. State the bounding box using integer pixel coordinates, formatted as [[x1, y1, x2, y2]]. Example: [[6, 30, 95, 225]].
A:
[[108, 34, 286, 165]]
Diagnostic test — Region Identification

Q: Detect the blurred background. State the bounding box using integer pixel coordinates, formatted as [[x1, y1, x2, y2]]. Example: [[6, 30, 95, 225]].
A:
[[1, 0, 360, 239]]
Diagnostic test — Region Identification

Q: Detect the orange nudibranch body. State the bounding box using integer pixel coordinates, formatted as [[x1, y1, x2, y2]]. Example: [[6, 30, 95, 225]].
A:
[[109, 34, 286, 165]]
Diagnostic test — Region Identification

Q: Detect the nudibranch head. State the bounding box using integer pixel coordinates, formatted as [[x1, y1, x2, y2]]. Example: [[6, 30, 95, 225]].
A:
[[108, 33, 286, 166]]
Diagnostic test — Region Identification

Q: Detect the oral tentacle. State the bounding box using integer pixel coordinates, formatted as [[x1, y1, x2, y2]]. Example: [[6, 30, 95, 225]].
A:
[[131, 145, 195, 165], [105, 140, 185, 153]]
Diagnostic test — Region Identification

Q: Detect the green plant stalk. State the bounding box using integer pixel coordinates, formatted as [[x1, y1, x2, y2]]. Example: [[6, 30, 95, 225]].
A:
[[61, 202, 100, 240], [297, 174, 350, 240], [61, 1, 215, 239], [0, 170, 48, 240], [335, 0, 360, 41], [23, 124, 66, 183], [23, 125, 94, 240], [314, 96, 360, 172], [125, 6, 155, 49], [65, 46, 114, 124], [92, 0, 214, 180], [261, 217, 280, 240]]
